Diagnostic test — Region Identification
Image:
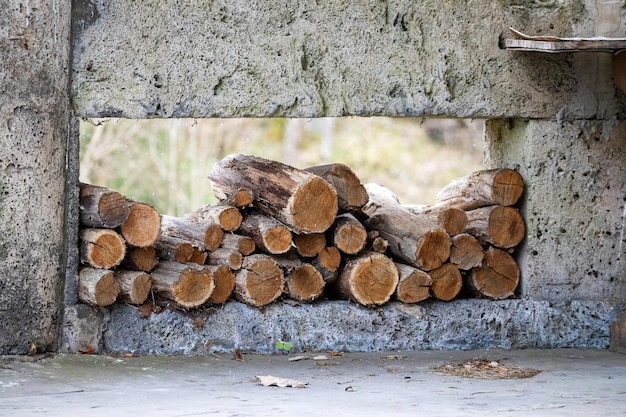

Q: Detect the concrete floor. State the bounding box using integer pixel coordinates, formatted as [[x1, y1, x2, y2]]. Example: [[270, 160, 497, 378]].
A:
[[0, 349, 624, 416]]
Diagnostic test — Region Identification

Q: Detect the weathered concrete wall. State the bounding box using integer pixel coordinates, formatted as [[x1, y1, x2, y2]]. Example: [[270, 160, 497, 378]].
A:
[[0, 1, 72, 354], [71, 0, 626, 119], [485, 119, 626, 302]]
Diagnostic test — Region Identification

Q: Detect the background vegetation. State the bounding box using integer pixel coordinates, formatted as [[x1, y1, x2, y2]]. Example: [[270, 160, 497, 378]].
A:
[[79, 117, 484, 216]]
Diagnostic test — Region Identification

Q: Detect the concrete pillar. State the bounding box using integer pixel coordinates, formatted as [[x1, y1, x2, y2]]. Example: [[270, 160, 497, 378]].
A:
[[485, 119, 626, 302], [0, 1, 72, 354]]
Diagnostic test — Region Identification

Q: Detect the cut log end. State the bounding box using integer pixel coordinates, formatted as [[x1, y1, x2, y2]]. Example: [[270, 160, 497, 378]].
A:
[[450, 234, 484, 270], [338, 253, 399, 306], [294, 233, 326, 257], [492, 169, 524, 207], [394, 263, 432, 304], [171, 269, 215, 308], [235, 255, 284, 307], [78, 268, 120, 307], [114, 270, 152, 305], [285, 263, 325, 302], [415, 229, 451, 271], [265, 226, 293, 254], [488, 206, 525, 249], [468, 247, 520, 300], [289, 176, 338, 233], [80, 229, 126, 269], [430, 263, 463, 301], [205, 265, 235, 304], [120, 202, 161, 248]]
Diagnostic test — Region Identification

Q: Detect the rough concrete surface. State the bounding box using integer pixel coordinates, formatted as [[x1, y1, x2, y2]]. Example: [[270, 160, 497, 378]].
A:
[[71, 0, 626, 119], [0, 1, 72, 354], [485, 119, 626, 302], [67, 299, 619, 356], [1, 349, 625, 416]]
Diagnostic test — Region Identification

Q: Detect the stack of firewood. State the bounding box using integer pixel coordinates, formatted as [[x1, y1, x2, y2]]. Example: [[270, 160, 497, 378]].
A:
[[77, 154, 524, 310]]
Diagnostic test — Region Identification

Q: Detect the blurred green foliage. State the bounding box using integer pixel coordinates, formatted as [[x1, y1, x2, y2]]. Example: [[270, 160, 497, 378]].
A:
[[80, 117, 484, 216]]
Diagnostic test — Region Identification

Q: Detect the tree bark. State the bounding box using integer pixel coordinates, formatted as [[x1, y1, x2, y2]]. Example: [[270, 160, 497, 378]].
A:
[[449, 233, 484, 270], [238, 212, 293, 254], [362, 183, 450, 271], [394, 263, 432, 303], [305, 163, 369, 211], [331, 213, 367, 255], [114, 270, 152, 305], [221, 233, 255, 256], [160, 214, 224, 251], [434, 168, 524, 210], [293, 233, 326, 258], [79, 183, 130, 228], [333, 252, 399, 306], [186, 203, 243, 232], [119, 201, 161, 248], [430, 263, 463, 301], [465, 205, 525, 249], [209, 154, 338, 233], [121, 246, 159, 272], [78, 267, 120, 306], [151, 261, 215, 308], [206, 248, 243, 270], [234, 254, 284, 307], [275, 257, 325, 302], [404, 205, 468, 236], [79, 228, 126, 269], [154, 235, 194, 263], [467, 247, 520, 300], [312, 246, 342, 283], [204, 265, 235, 304]]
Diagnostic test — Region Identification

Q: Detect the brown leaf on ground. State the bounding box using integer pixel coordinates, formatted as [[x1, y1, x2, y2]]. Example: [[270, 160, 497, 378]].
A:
[[256, 375, 308, 388], [232, 348, 246, 363]]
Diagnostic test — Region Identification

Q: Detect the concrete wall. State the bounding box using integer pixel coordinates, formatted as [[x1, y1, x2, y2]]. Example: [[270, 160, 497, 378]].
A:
[[0, 1, 72, 354]]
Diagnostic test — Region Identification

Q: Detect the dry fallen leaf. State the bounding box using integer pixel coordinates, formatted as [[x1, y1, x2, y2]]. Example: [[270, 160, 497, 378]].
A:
[[256, 375, 308, 388], [232, 348, 246, 363], [288, 355, 309, 362], [313, 355, 329, 361], [327, 351, 344, 357]]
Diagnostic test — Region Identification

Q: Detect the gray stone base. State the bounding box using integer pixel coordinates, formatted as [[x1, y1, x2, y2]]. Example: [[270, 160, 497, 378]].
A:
[[61, 299, 621, 355]]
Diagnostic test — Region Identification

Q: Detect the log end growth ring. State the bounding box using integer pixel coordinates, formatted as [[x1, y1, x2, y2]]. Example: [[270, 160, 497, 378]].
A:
[[416, 230, 451, 271], [350, 254, 399, 306], [173, 270, 215, 308], [289, 177, 338, 233]]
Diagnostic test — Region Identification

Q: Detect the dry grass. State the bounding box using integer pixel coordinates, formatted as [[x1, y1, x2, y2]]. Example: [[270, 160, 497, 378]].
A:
[[432, 359, 542, 380]]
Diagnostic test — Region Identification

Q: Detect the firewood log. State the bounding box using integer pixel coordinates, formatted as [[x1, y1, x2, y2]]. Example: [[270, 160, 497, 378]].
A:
[[293, 233, 326, 257], [362, 183, 450, 271], [223, 188, 255, 208], [79, 228, 126, 269], [234, 254, 284, 307], [209, 154, 338, 233], [151, 261, 215, 308], [367, 230, 389, 254], [121, 246, 159, 272], [160, 214, 224, 251], [330, 213, 367, 255], [78, 267, 120, 306], [204, 265, 235, 304], [333, 251, 399, 306], [113, 270, 152, 305], [312, 246, 341, 283], [467, 247, 519, 300], [305, 163, 369, 211], [434, 168, 524, 211], [449, 233, 484, 270], [429, 263, 463, 301], [221, 233, 255, 256], [238, 212, 293, 255], [206, 248, 243, 270], [79, 182, 130, 228], [189, 247, 207, 265], [154, 235, 194, 263], [186, 203, 243, 232], [404, 205, 468, 236], [275, 257, 325, 302], [394, 263, 432, 303], [465, 205, 525, 249], [119, 201, 161, 248]]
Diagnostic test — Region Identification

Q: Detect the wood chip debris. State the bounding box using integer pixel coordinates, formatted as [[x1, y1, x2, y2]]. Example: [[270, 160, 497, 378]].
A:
[[256, 375, 308, 388], [432, 359, 541, 379]]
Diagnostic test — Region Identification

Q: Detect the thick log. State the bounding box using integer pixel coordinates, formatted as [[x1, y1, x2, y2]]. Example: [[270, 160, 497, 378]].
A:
[[79, 228, 126, 269], [204, 265, 235, 304], [113, 270, 152, 305], [449, 233, 484, 270], [206, 248, 243, 270], [275, 257, 325, 302], [394, 263, 432, 304], [293, 233, 326, 258], [119, 201, 161, 248], [429, 263, 463, 301], [238, 212, 293, 255], [160, 214, 224, 251], [78, 267, 120, 306], [404, 205, 468, 236], [151, 261, 215, 308], [221, 233, 255, 256], [154, 235, 194, 263], [434, 168, 524, 210], [465, 205, 525, 249], [79, 182, 130, 228], [187, 204, 243, 232], [467, 247, 520, 300], [367, 230, 389, 254], [312, 246, 342, 283], [305, 163, 369, 211], [234, 254, 284, 307], [121, 246, 159, 272], [189, 248, 208, 265], [333, 252, 399, 306], [331, 213, 367, 255], [363, 183, 450, 271], [209, 154, 338, 233]]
